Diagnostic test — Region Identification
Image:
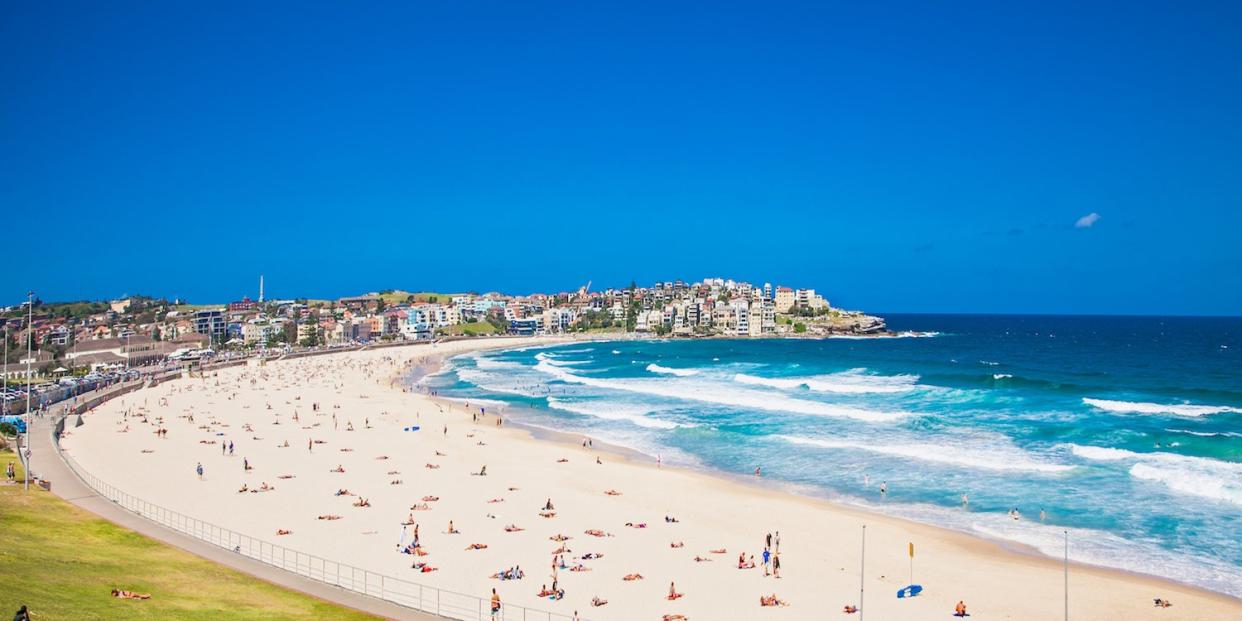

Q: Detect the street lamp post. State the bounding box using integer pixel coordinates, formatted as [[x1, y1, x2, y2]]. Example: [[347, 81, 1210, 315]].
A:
[[23, 290, 33, 491]]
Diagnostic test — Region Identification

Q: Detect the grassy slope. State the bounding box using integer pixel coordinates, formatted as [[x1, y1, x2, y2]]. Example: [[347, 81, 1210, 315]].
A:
[[0, 451, 378, 621]]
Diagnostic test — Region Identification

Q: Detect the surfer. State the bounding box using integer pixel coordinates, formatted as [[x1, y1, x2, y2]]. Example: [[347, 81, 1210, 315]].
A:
[[879, 481, 887, 498], [961, 493, 969, 508]]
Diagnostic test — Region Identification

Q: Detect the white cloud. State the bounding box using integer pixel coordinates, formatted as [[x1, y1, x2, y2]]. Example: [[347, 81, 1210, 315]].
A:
[[1075, 212, 1101, 228]]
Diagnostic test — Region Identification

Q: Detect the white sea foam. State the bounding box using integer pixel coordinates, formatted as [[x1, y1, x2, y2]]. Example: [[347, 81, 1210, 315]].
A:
[[611, 349, 621, 354], [781, 435, 1073, 473], [1165, 428, 1242, 438], [533, 360, 906, 423], [546, 396, 681, 429], [1083, 398, 1242, 417], [533, 352, 591, 367], [646, 363, 700, 377], [1068, 444, 1242, 506], [733, 369, 918, 394], [474, 357, 522, 370], [992, 373, 1013, 379]]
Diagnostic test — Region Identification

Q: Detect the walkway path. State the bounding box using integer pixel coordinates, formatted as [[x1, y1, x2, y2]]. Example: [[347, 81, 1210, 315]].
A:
[[29, 418, 442, 621]]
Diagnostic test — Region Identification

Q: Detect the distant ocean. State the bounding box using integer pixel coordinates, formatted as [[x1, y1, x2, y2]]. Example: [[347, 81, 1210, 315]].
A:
[[416, 315, 1242, 595]]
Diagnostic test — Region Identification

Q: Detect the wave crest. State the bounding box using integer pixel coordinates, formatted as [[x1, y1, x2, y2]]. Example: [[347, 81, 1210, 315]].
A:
[[1083, 398, 1242, 417]]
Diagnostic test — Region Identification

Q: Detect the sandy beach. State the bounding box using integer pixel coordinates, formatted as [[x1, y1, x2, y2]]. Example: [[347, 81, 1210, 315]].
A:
[[59, 337, 1242, 620]]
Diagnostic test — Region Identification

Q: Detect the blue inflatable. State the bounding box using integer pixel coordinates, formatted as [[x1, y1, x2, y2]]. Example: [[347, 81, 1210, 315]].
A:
[[897, 584, 923, 599]]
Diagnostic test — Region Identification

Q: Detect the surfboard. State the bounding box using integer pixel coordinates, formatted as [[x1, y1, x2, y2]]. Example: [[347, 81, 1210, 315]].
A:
[[897, 584, 923, 598]]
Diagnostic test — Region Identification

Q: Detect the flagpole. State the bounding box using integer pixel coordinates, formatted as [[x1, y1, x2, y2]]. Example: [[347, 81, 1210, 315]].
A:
[[859, 524, 866, 621], [24, 290, 33, 491]]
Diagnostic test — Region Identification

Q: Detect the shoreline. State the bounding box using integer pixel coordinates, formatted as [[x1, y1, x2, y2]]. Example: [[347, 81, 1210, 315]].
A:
[[60, 337, 1242, 619], [410, 343, 1241, 606]]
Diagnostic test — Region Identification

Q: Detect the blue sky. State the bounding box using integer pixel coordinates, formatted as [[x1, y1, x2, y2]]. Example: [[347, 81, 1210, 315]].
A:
[[3, 1, 1240, 315]]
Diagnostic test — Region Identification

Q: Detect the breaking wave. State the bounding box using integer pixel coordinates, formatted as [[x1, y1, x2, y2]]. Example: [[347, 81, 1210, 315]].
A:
[[781, 435, 1073, 473], [1083, 398, 1242, 417]]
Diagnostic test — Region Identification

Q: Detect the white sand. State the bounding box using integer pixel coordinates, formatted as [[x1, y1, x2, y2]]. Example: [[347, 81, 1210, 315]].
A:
[[60, 337, 1242, 620]]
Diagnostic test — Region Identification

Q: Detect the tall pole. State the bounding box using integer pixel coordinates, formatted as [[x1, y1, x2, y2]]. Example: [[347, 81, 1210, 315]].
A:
[[1064, 530, 1069, 621], [24, 291, 33, 491], [3, 325, 8, 417], [859, 524, 866, 621]]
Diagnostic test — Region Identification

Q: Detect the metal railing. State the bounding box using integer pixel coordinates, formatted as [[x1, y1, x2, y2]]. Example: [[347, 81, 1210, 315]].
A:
[[51, 403, 579, 621]]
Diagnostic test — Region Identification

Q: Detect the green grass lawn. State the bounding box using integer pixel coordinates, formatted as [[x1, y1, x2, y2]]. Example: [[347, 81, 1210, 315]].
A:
[[437, 321, 501, 336], [0, 451, 379, 621]]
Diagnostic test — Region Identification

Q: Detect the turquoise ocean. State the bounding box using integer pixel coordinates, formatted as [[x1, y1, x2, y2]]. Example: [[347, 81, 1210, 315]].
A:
[[416, 315, 1242, 595]]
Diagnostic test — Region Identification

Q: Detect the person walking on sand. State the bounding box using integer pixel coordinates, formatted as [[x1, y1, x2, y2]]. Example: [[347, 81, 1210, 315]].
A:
[[763, 546, 771, 576], [775, 531, 781, 553], [773, 553, 781, 578], [490, 588, 501, 619], [196, 462, 204, 480]]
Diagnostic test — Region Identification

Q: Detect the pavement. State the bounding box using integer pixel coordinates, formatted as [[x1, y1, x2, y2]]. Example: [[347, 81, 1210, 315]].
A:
[[27, 416, 443, 621]]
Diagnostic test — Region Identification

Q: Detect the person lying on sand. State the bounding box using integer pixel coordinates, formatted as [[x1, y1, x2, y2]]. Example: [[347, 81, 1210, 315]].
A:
[[335, 489, 353, 496], [505, 525, 525, 532], [709, 548, 726, 554], [376, 455, 388, 460], [622, 573, 645, 581], [410, 502, 431, 510], [387, 470, 401, 475], [111, 589, 151, 600], [591, 596, 607, 607], [1153, 599, 1172, 608], [330, 465, 345, 473], [694, 556, 711, 562], [425, 463, 440, 469], [539, 511, 556, 518], [466, 543, 489, 550], [569, 564, 591, 572], [625, 522, 647, 529], [662, 615, 687, 621], [353, 498, 370, 507], [557, 458, 569, 463], [844, 604, 858, 614], [422, 495, 440, 502], [537, 585, 556, 597], [276, 529, 292, 536], [604, 489, 622, 496], [277, 474, 295, 479], [581, 552, 604, 560], [760, 593, 788, 607], [492, 566, 524, 580], [390, 479, 403, 485], [412, 562, 438, 573], [670, 542, 685, 548], [584, 529, 612, 538], [665, 515, 679, 523], [318, 514, 342, 520], [550, 534, 572, 542], [667, 582, 683, 600], [488, 498, 505, 504]]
